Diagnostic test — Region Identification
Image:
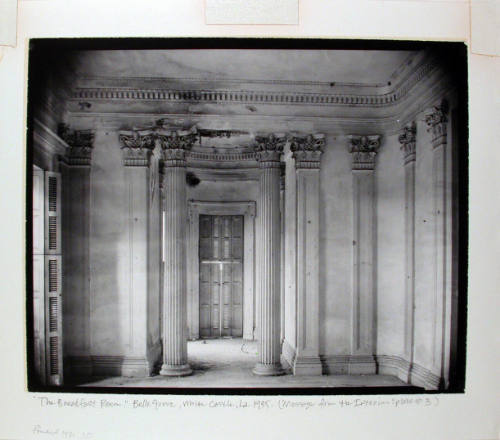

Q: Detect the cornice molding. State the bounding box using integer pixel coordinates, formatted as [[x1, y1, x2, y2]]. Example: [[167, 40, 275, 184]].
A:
[[290, 133, 325, 169], [347, 135, 381, 171], [33, 118, 69, 157], [58, 123, 95, 166], [70, 56, 439, 110], [398, 122, 417, 165]]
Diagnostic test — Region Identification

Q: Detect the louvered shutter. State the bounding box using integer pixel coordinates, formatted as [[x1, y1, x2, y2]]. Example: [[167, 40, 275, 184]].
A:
[[44, 172, 63, 385], [32, 168, 46, 384]]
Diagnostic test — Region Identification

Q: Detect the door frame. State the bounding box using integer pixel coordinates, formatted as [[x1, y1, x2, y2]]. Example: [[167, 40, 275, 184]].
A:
[[187, 200, 256, 341]]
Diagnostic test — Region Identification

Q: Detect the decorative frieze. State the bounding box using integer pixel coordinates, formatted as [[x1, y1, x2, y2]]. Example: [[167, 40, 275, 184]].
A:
[[425, 100, 448, 148], [290, 134, 325, 169], [58, 123, 95, 166], [399, 122, 417, 165], [119, 130, 155, 166], [254, 134, 286, 166], [347, 135, 381, 170]]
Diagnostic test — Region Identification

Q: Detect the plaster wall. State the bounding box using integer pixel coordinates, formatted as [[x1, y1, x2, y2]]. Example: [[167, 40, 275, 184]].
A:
[[88, 129, 137, 356], [375, 134, 406, 357]]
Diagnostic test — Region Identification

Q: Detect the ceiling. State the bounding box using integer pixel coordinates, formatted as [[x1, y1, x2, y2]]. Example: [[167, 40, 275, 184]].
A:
[[67, 49, 419, 87]]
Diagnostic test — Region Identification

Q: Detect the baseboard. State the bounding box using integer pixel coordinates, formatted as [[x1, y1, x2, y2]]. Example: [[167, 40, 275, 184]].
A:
[[408, 361, 441, 390], [281, 339, 296, 369], [65, 356, 92, 377], [68, 355, 155, 378], [376, 355, 411, 383], [320, 355, 377, 375], [147, 341, 163, 375], [293, 355, 323, 376]]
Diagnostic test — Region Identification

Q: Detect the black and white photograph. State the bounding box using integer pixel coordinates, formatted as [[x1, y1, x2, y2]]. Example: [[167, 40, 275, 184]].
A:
[[26, 39, 468, 394]]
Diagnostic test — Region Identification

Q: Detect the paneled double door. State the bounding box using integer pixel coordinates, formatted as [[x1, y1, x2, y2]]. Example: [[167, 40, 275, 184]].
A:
[[199, 214, 243, 338]]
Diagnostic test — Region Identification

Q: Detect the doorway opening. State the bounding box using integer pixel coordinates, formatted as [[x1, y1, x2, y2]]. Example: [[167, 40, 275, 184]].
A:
[[199, 214, 244, 338]]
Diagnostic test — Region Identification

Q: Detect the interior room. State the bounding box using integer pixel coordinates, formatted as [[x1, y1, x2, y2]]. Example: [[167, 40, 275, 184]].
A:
[[27, 40, 467, 391]]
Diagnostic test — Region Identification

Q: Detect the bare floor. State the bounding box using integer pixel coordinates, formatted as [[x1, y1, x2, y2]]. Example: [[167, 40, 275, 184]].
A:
[[76, 338, 410, 389]]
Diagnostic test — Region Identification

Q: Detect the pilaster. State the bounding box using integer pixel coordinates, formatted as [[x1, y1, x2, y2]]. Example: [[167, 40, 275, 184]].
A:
[[119, 130, 157, 375], [399, 122, 417, 375], [252, 134, 285, 376], [424, 100, 450, 388], [290, 134, 325, 375], [347, 135, 381, 373], [59, 125, 94, 374], [158, 130, 197, 376]]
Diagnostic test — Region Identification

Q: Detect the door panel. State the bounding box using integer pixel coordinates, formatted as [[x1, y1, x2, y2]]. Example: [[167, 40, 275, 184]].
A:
[[199, 214, 244, 338]]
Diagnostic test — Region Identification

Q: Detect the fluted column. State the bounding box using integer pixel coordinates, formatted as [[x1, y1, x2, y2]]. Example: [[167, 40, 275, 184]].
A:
[[290, 134, 324, 375], [253, 134, 285, 376], [399, 122, 417, 375], [347, 135, 380, 373], [425, 101, 450, 388], [280, 165, 286, 344], [158, 131, 196, 376]]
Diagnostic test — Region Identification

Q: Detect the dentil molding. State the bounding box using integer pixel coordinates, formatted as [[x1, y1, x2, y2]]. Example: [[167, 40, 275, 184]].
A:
[[70, 55, 439, 109]]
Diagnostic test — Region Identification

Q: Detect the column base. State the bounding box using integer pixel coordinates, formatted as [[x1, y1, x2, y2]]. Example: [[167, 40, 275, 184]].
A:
[[252, 362, 285, 376], [159, 363, 193, 377], [293, 356, 323, 376]]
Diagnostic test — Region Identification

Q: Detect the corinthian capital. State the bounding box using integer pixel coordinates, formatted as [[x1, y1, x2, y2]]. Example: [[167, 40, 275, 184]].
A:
[[398, 122, 417, 165], [425, 100, 448, 147], [254, 133, 286, 167], [119, 130, 156, 166], [290, 134, 325, 169], [157, 130, 197, 166], [347, 135, 381, 171], [59, 123, 95, 166]]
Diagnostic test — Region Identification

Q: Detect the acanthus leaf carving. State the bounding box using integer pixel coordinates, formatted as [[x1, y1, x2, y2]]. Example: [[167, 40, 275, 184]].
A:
[[290, 133, 325, 169], [347, 135, 381, 171], [157, 130, 198, 166], [118, 130, 156, 166], [425, 100, 448, 148], [58, 123, 95, 166], [398, 122, 417, 165], [254, 133, 286, 166]]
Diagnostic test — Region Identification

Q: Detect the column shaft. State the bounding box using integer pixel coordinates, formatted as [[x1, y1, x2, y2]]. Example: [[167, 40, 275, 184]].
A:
[[160, 164, 192, 376], [253, 134, 285, 376], [253, 163, 283, 375]]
